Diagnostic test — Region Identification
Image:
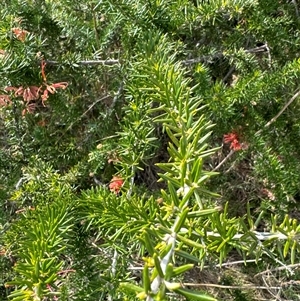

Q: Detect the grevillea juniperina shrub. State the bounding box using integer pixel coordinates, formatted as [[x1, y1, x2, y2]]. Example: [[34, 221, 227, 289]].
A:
[[1, 1, 300, 300]]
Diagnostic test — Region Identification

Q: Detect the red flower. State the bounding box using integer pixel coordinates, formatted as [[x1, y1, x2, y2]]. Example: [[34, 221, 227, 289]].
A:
[[22, 103, 38, 116], [50, 82, 68, 90], [23, 86, 40, 102], [5, 85, 40, 102], [41, 88, 49, 103], [109, 176, 124, 194], [0, 94, 11, 106], [224, 132, 238, 144], [230, 139, 242, 151], [223, 132, 242, 151], [41, 60, 47, 82], [12, 28, 28, 42], [4, 60, 68, 110], [41, 82, 68, 105]]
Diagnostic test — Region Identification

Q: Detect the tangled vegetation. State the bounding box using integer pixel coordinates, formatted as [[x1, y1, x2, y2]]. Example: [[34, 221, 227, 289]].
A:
[[1, 1, 300, 300]]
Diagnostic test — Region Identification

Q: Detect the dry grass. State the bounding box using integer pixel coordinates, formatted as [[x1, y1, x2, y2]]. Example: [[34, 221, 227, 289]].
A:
[[182, 259, 300, 301]]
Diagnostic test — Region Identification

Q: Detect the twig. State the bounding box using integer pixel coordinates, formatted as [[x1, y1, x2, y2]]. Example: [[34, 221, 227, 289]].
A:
[[206, 230, 287, 240], [182, 53, 223, 65], [107, 82, 124, 117], [222, 65, 236, 83], [256, 89, 300, 135], [265, 42, 272, 68], [203, 259, 260, 269], [126, 165, 136, 199], [107, 249, 118, 301], [254, 263, 300, 278], [261, 276, 281, 300], [111, 249, 118, 276], [55, 95, 111, 145], [66, 95, 111, 132], [221, 44, 271, 82], [292, 0, 299, 18], [262, 248, 295, 275], [244, 45, 269, 54], [183, 283, 282, 290], [213, 149, 234, 171], [182, 45, 269, 66], [44, 59, 120, 66], [45, 45, 269, 68]]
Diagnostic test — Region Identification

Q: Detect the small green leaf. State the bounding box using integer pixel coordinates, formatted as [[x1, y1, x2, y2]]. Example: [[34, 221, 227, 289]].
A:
[[164, 263, 174, 280], [119, 282, 144, 294], [143, 264, 151, 293], [166, 126, 180, 147], [168, 181, 180, 206], [142, 230, 156, 256], [191, 157, 203, 182], [158, 173, 180, 188], [153, 253, 164, 278], [283, 239, 290, 258], [291, 240, 297, 264], [175, 249, 201, 263], [164, 281, 182, 290], [171, 264, 194, 277], [187, 207, 221, 218], [247, 202, 254, 230], [173, 207, 189, 233]]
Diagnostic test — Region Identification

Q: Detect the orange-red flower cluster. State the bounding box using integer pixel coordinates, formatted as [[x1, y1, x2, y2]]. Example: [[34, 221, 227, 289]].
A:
[[109, 176, 124, 194], [223, 132, 242, 151], [12, 27, 28, 42], [38, 60, 69, 105], [5, 85, 40, 102], [1, 60, 68, 115], [41, 82, 68, 104]]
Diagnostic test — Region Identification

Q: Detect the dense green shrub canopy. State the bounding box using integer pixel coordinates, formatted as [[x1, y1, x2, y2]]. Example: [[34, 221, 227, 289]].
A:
[[1, 0, 300, 300]]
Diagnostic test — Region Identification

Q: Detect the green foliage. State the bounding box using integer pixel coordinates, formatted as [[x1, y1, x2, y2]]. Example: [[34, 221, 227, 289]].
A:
[[9, 157, 73, 207], [6, 201, 74, 301], [1, 0, 300, 300]]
